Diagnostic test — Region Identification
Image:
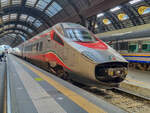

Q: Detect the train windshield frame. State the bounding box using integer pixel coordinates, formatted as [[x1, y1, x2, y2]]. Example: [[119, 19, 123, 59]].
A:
[[65, 28, 97, 42]]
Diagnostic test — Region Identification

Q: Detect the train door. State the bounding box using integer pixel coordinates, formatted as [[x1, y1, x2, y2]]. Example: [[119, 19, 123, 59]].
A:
[[138, 41, 142, 53], [50, 30, 65, 66], [43, 34, 51, 51], [39, 41, 44, 61], [21, 45, 24, 57]]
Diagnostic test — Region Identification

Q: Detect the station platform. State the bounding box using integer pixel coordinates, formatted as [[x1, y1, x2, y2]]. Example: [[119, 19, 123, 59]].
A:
[[120, 69, 150, 99], [6, 54, 127, 113], [0, 61, 6, 113]]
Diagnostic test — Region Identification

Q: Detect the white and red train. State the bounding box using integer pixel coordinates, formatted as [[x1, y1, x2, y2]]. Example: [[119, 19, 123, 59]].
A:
[[13, 23, 128, 88]]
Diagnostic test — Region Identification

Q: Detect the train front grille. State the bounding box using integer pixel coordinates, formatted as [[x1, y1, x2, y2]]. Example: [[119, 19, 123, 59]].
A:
[[95, 62, 128, 83]]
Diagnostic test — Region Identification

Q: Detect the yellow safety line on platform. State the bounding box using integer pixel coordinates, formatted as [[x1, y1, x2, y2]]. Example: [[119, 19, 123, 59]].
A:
[[126, 78, 149, 86], [20, 60, 106, 113]]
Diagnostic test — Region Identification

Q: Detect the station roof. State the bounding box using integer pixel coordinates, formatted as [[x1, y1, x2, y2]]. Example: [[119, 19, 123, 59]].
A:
[[0, 0, 129, 47], [96, 0, 150, 34]]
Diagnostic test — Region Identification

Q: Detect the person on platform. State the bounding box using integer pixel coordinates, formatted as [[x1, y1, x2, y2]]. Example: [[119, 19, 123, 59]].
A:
[[0, 52, 5, 62]]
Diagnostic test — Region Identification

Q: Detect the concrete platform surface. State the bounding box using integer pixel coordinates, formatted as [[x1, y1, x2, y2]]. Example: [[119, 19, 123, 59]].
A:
[[0, 61, 5, 113], [120, 69, 150, 99], [7, 54, 127, 113]]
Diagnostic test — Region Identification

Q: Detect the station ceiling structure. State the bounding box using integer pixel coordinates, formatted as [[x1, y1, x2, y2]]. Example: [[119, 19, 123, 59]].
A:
[[96, 0, 150, 33], [0, 0, 131, 47]]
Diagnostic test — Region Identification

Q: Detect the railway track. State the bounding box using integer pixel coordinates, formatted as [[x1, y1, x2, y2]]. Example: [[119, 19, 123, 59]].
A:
[[80, 86, 150, 113], [113, 87, 150, 101]]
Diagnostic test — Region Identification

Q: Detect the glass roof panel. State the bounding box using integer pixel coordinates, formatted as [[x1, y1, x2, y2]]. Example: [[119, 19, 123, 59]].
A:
[[23, 33, 27, 37], [45, 1, 62, 17], [19, 34, 26, 41], [14, 30, 18, 33], [27, 16, 36, 23], [19, 31, 24, 34], [36, 0, 48, 11], [52, 2, 62, 11], [1, 0, 10, 7], [8, 30, 13, 33], [12, 0, 21, 5], [17, 25, 22, 28], [47, 6, 56, 15], [34, 20, 42, 27], [9, 24, 15, 27], [45, 10, 53, 17], [0, 18, 2, 24], [20, 31, 25, 34], [10, 13, 17, 20], [20, 14, 28, 21], [26, 0, 37, 7], [22, 26, 28, 30], [4, 25, 9, 29], [2, 15, 9, 22], [0, 28, 3, 31], [44, 0, 52, 3], [10, 34, 16, 37], [28, 29, 33, 33]]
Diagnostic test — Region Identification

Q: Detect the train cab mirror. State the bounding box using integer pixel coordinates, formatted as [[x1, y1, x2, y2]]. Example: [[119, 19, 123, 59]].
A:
[[47, 39, 51, 42], [50, 30, 55, 40]]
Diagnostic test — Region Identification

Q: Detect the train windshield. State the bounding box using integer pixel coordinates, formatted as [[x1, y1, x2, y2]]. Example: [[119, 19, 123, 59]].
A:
[[65, 28, 97, 42]]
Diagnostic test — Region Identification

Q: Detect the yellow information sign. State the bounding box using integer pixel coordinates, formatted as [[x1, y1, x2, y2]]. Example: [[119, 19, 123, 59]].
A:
[[138, 6, 150, 15], [117, 13, 129, 21], [102, 19, 111, 25]]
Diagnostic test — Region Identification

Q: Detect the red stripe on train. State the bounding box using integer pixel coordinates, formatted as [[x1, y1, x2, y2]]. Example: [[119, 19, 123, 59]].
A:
[[24, 52, 72, 71], [75, 40, 108, 50]]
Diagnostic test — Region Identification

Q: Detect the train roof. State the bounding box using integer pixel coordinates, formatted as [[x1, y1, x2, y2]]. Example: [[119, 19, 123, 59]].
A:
[[17, 22, 87, 47], [96, 23, 150, 41]]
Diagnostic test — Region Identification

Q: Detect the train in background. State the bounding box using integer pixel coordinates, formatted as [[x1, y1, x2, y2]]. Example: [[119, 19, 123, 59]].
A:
[[13, 23, 128, 88], [96, 24, 150, 71]]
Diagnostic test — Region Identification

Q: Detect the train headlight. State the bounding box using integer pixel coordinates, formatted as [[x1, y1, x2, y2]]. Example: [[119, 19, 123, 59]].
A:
[[81, 51, 97, 62]]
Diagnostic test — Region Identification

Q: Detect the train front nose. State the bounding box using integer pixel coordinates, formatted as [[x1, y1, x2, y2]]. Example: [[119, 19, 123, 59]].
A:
[[95, 62, 128, 83]]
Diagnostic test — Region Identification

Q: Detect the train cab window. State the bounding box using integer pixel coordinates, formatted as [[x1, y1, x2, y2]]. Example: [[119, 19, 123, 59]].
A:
[[65, 28, 97, 42], [39, 42, 43, 51], [55, 25, 64, 36], [53, 33, 64, 46]]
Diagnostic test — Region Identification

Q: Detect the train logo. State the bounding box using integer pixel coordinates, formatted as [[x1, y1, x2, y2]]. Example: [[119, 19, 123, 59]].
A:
[[108, 55, 116, 61]]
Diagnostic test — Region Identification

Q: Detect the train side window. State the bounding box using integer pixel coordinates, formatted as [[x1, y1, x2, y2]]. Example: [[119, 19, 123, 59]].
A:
[[129, 45, 137, 52], [29, 45, 31, 51], [36, 43, 39, 51], [142, 44, 148, 50], [142, 44, 150, 52], [119, 42, 128, 50], [32, 44, 36, 52], [53, 33, 64, 46], [39, 42, 43, 51]]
